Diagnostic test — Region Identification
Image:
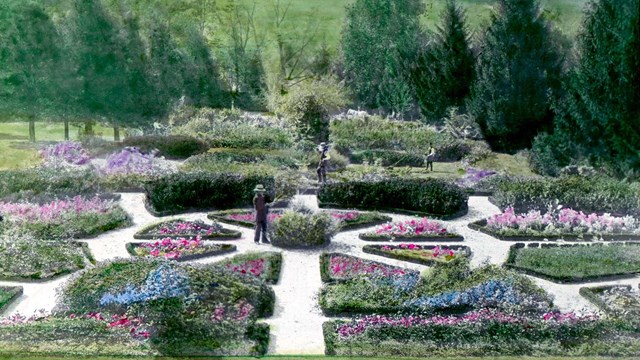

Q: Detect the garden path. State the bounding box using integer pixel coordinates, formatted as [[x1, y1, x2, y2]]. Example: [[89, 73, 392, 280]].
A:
[[1, 193, 639, 355]]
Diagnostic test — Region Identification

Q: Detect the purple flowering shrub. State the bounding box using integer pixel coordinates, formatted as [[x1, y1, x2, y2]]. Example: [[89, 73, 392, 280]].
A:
[[101, 147, 161, 176], [40, 142, 91, 166], [456, 167, 496, 188]]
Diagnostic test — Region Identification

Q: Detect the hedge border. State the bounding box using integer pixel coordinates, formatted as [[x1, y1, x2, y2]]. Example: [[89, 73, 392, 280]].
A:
[[358, 233, 464, 242], [333, 213, 392, 232], [0, 241, 92, 282], [126, 242, 237, 262], [322, 321, 338, 356], [505, 242, 640, 283], [469, 219, 640, 242], [318, 202, 468, 220], [363, 245, 471, 266], [579, 285, 635, 317], [133, 219, 242, 240], [0, 286, 23, 315], [208, 209, 286, 229]]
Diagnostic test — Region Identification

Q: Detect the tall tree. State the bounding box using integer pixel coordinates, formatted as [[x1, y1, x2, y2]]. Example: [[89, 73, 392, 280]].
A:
[[148, 21, 187, 116], [182, 28, 227, 109], [553, 0, 640, 174], [341, 0, 424, 114], [467, 0, 564, 151], [412, 0, 475, 122]]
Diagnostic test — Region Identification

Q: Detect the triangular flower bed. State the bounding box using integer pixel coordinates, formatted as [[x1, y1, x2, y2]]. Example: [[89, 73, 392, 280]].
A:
[[127, 238, 236, 261], [208, 209, 285, 228], [134, 219, 241, 240], [363, 244, 471, 266], [359, 218, 463, 242]]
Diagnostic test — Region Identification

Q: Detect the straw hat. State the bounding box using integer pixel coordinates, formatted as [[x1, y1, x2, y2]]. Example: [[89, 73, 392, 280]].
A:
[[253, 184, 266, 192]]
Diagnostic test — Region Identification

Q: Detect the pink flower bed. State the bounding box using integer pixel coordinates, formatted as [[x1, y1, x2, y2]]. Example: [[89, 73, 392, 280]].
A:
[[0, 196, 115, 224], [374, 218, 449, 236], [329, 255, 408, 279], [157, 220, 222, 236], [380, 244, 457, 260], [225, 213, 282, 223], [69, 312, 150, 339], [135, 237, 204, 260], [487, 206, 640, 235], [211, 300, 255, 323], [329, 211, 360, 221], [226, 258, 265, 277]]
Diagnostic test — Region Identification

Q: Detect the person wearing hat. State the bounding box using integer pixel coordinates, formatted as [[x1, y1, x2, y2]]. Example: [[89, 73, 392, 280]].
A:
[[253, 184, 272, 244], [316, 142, 330, 184]]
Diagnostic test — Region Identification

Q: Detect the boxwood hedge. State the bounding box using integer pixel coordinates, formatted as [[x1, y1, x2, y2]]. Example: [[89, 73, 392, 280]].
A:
[[317, 178, 468, 219], [122, 135, 209, 160], [349, 150, 425, 167], [144, 172, 275, 216]]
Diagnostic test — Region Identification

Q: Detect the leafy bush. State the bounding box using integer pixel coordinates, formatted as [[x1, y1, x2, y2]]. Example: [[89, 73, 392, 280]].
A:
[[530, 132, 566, 176], [269, 210, 337, 248], [187, 148, 301, 169], [122, 135, 209, 160], [144, 172, 275, 216], [349, 149, 424, 167], [491, 176, 640, 216], [434, 140, 472, 162], [318, 178, 468, 218]]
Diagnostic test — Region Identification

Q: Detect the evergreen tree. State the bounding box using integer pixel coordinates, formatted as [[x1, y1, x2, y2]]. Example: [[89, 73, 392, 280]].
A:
[[341, 0, 424, 114], [412, 0, 475, 122], [148, 21, 187, 115], [467, 0, 564, 151], [553, 0, 640, 175], [182, 29, 228, 109]]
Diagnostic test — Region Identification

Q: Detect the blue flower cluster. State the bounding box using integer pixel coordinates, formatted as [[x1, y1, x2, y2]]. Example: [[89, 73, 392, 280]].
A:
[[100, 263, 191, 306], [403, 280, 519, 310], [371, 272, 420, 297]]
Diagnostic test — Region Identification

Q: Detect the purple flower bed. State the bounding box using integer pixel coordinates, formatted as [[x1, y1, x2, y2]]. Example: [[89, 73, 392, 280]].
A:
[[101, 147, 160, 176], [40, 142, 91, 166], [0, 195, 115, 224], [456, 168, 496, 189]]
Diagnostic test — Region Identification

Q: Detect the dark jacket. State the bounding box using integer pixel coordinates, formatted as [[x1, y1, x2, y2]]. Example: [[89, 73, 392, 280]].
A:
[[253, 193, 272, 222]]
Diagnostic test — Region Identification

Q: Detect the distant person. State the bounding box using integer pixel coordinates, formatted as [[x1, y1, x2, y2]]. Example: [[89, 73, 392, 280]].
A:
[[317, 142, 330, 184], [426, 143, 436, 172], [253, 184, 272, 245]]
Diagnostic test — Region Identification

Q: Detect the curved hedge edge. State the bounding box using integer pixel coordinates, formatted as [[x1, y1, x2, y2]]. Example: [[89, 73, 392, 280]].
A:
[[323, 321, 338, 356], [505, 242, 640, 283], [337, 217, 393, 232], [125, 242, 237, 262], [468, 219, 640, 242], [78, 242, 96, 265], [317, 202, 469, 220], [265, 252, 283, 285], [0, 286, 23, 315], [247, 322, 270, 356], [358, 233, 465, 242], [579, 285, 632, 317], [362, 245, 471, 266]]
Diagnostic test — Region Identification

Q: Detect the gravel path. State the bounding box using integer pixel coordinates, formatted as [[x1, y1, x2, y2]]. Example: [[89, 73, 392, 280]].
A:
[[1, 193, 638, 354]]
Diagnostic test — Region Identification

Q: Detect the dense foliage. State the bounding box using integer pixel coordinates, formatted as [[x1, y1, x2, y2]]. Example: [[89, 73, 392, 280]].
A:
[[122, 136, 209, 160], [269, 210, 337, 248]]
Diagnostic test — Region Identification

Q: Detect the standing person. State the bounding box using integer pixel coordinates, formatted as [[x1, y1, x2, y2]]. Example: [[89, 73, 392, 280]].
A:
[[426, 143, 436, 172], [317, 142, 330, 184], [253, 184, 272, 244]]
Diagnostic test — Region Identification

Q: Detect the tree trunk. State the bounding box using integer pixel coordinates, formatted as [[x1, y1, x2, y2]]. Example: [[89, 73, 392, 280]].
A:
[[84, 121, 93, 136], [28, 117, 35, 142], [113, 125, 120, 142], [64, 120, 69, 140]]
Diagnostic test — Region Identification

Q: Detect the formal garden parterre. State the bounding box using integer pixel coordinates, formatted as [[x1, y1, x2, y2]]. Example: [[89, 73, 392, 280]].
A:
[[134, 219, 241, 240]]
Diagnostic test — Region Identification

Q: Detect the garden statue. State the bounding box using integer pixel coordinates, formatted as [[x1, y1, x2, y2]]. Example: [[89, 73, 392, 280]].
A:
[[426, 143, 436, 172], [317, 142, 331, 184], [253, 184, 272, 244]]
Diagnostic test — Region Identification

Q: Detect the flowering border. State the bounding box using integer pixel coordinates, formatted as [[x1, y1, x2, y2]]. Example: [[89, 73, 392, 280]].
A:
[[363, 245, 471, 266], [0, 286, 22, 314], [319, 252, 415, 284], [506, 242, 640, 283], [317, 202, 469, 221], [126, 242, 236, 262], [331, 211, 392, 232], [208, 209, 286, 228], [358, 233, 464, 242], [133, 220, 242, 240], [469, 218, 640, 242]]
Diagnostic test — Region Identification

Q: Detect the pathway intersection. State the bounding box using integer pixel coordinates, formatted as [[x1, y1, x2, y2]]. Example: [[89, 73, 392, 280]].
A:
[[0, 193, 638, 354]]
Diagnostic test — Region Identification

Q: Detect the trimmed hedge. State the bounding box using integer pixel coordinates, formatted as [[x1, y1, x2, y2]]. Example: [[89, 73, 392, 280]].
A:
[[0, 286, 22, 314], [491, 176, 640, 216], [317, 178, 468, 219], [0, 168, 103, 201], [122, 135, 209, 159], [349, 149, 425, 167], [186, 148, 300, 168], [144, 172, 275, 216]]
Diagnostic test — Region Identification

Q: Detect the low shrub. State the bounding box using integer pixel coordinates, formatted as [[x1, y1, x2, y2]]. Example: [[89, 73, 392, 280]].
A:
[[434, 141, 472, 162], [144, 172, 275, 216], [349, 149, 425, 167], [208, 209, 285, 228], [491, 176, 640, 216], [0, 240, 91, 280], [318, 178, 468, 218], [269, 210, 337, 248], [186, 148, 300, 169], [122, 135, 209, 160]]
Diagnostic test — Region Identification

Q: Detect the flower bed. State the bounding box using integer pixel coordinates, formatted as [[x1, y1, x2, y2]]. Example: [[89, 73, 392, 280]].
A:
[[322, 309, 633, 357], [59, 259, 274, 356], [134, 219, 241, 240], [506, 242, 640, 283], [0, 241, 93, 280], [329, 211, 391, 231], [40, 142, 91, 166], [208, 209, 285, 228], [217, 252, 283, 284], [359, 218, 464, 242], [469, 206, 640, 241], [319, 254, 551, 316], [0, 286, 22, 314], [126, 237, 236, 261], [580, 285, 640, 317], [363, 244, 470, 266], [0, 195, 131, 240]]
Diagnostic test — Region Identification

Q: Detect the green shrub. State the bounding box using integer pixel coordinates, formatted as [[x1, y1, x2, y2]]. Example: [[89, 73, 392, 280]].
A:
[[188, 148, 301, 169], [349, 149, 424, 167], [0, 286, 22, 313], [491, 176, 640, 215], [329, 116, 446, 153], [0, 240, 90, 280], [144, 172, 275, 216], [317, 178, 468, 218], [269, 210, 337, 248], [434, 141, 472, 162], [0, 167, 102, 201], [530, 133, 565, 176], [122, 135, 209, 160]]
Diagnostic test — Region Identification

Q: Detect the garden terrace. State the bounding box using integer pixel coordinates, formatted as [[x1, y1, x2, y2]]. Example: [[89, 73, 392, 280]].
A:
[[126, 240, 236, 261], [133, 219, 241, 240], [363, 244, 471, 266], [0, 241, 93, 281], [506, 242, 640, 283], [358, 217, 464, 241]]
